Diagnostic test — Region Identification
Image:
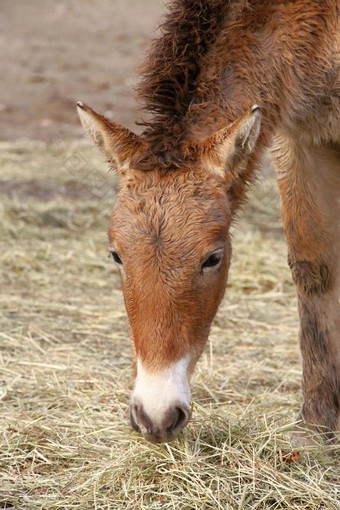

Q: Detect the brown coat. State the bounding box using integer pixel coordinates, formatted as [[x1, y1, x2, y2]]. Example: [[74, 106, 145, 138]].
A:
[[78, 0, 340, 444]]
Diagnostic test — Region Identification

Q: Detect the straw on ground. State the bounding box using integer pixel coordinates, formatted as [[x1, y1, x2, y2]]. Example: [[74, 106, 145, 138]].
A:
[[0, 142, 339, 509]]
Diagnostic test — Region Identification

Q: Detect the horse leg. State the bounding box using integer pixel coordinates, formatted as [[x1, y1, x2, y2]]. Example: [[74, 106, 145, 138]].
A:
[[272, 135, 340, 444]]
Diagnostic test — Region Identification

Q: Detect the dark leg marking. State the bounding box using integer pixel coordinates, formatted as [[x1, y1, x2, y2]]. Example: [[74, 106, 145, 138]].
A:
[[298, 298, 339, 436], [289, 259, 332, 296]]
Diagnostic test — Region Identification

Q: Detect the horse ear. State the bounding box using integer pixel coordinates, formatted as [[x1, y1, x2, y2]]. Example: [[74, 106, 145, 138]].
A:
[[77, 102, 146, 174], [200, 105, 261, 180]]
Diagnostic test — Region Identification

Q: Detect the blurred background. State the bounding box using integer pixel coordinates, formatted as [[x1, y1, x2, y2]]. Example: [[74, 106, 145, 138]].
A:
[[1, 0, 165, 142]]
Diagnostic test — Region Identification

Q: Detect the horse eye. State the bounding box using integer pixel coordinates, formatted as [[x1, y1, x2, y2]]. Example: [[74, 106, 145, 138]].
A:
[[110, 250, 122, 265], [202, 252, 222, 270]]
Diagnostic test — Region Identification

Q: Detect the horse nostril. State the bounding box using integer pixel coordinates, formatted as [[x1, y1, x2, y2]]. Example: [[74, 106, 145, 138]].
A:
[[164, 405, 191, 434], [171, 407, 184, 431], [130, 404, 140, 432], [131, 403, 154, 434]]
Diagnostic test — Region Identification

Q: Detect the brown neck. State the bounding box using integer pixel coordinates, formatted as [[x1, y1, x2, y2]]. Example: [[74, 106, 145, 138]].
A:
[[137, 0, 337, 213], [185, 1, 336, 136], [183, 0, 337, 213]]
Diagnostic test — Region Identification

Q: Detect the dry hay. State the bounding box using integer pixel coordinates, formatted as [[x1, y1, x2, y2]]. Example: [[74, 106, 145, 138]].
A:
[[0, 141, 339, 509]]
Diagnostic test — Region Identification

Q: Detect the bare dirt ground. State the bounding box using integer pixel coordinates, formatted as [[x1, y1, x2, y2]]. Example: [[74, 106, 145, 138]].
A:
[[1, 0, 164, 142]]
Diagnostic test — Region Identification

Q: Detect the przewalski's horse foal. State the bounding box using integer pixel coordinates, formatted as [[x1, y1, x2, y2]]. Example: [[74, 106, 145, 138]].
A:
[[78, 0, 340, 444]]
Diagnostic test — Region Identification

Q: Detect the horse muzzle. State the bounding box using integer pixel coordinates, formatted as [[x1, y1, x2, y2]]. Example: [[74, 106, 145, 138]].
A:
[[129, 355, 192, 443]]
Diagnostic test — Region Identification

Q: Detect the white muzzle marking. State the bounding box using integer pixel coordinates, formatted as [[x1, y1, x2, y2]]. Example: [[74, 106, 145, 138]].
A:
[[131, 355, 191, 432]]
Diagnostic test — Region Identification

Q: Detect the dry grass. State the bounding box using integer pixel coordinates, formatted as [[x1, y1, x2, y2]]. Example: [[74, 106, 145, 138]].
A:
[[0, 141, 339, 509]]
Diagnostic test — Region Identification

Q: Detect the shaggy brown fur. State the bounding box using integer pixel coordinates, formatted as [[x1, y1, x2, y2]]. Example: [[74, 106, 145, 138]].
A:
[[135, 0, 339, 208], [136, 1, 228, 146], [78, 0, 340, 444]]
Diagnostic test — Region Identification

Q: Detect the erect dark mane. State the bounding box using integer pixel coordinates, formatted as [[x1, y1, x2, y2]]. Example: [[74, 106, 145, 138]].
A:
[[135, 0, 229, 169]]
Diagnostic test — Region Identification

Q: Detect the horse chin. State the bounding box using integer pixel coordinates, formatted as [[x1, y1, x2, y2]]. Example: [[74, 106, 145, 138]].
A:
[[142, 431, 177, 444]]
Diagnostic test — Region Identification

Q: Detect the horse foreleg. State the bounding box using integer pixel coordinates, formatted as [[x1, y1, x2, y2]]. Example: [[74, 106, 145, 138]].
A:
[[273, 137, 340, 444]]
